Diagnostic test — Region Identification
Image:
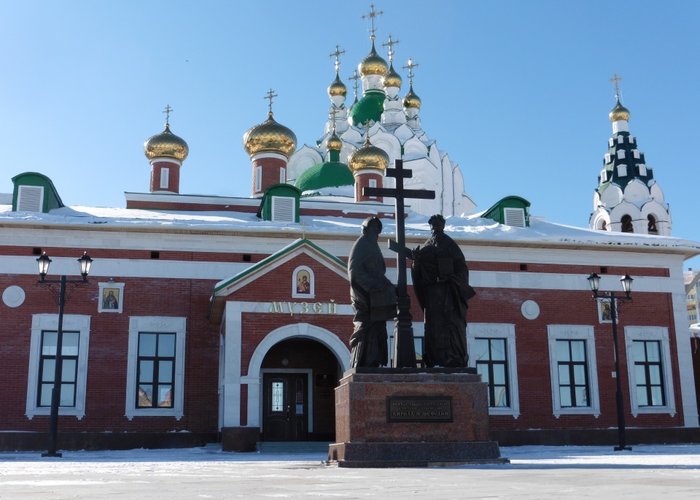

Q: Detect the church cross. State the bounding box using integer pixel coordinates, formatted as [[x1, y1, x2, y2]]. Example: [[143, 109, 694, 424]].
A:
[[364, 160, 435, 368], [329, 44, 345, 73], [264, 88, 277, 114], [382, 34, 399, 62], [162, 104, 173, 126], [610, 73, 623, 100], [362, 4, 383, 41], [348, 70, 360, 100], [403, 58, 419, 86]]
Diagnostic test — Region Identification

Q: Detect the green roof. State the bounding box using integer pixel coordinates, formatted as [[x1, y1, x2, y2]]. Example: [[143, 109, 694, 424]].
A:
[[295, 161, 354, 192], [349, 89, 385, 126]]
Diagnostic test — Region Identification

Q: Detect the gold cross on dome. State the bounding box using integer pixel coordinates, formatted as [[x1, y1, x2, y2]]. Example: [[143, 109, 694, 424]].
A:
[[329, 45, 345, 73], [382, 34, 399, 62], [162, 104, 173, 126], [264, 88, 277, 114], [610, 73, 623, 100], [362, 4, 383, 41], [348, 70, 360, 99], [403, 58, 419, 86]]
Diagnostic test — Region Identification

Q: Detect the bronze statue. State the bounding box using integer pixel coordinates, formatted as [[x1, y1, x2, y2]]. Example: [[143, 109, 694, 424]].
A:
[[412, 214, 475, 367], [348, 217, 397, 368]]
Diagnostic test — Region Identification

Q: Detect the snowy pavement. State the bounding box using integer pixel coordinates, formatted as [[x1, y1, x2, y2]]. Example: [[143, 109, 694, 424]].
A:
[[1, 444, 700, 499]]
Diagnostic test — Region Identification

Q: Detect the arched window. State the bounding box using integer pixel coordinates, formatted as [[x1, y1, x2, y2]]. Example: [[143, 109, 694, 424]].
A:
[[621, 214, 634, 233], [647, 214, 658, 234], [601, 221, 607, 231]]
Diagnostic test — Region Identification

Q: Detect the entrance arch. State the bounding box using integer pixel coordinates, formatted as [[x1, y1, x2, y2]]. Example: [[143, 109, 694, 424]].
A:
[[242, 323, 350, 437]]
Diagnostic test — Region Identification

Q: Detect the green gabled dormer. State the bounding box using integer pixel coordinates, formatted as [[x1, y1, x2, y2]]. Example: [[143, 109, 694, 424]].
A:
[[481, 196, 531, 228], [257, 183, 301, 223], [11, 172, 64, 213]]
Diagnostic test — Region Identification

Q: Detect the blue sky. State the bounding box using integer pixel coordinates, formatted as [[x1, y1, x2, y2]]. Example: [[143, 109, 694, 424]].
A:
[[1, 1, 698, 265]]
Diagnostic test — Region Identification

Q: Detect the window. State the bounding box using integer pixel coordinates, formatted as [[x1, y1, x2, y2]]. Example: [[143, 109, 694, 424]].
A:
[[624, 326, 675, 416], [547, 325, 600, 417], [126, 316, 186, 419], [621, 214, 634, 233], [160, 167, 170, 189], [255, 166, 262, 193], [26, 314, 91, 419], [647, 214, 658, 234], [468, 323, 519, 417], [279, 167, 285, 184]]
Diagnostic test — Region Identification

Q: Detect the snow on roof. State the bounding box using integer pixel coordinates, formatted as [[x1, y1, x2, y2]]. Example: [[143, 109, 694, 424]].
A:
[[1, 203, 699, 257]]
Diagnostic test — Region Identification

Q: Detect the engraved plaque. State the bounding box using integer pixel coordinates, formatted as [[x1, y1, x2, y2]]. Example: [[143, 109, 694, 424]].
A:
[[386, 396, 453, 423]]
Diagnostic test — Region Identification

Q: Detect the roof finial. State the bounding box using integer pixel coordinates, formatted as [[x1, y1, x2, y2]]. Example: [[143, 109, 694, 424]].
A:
[[610, 73, 623, 101], [163, 104, 173, 127], [362, 4, 383, 43], [349, 69, 361, 102], [330, 44, 346, 74], [403, 58, 419, 87], [382, 34, 399, 62], [264, 88, 277, 117]]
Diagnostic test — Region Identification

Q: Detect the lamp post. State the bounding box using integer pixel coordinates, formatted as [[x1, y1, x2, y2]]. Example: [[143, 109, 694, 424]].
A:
[[37, 251, 93, 457], [587, 272, 633, 451]]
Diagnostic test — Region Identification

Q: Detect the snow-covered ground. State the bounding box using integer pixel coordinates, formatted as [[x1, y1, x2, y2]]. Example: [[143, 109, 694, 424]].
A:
[[1, 444, 700, 499]]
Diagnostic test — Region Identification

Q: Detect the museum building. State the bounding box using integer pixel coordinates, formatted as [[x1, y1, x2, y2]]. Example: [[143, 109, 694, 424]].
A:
[[0, 26, 698, 452]]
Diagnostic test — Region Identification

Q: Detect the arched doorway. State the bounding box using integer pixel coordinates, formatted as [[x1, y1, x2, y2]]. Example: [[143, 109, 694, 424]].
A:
[[260, 338, 341, 441]]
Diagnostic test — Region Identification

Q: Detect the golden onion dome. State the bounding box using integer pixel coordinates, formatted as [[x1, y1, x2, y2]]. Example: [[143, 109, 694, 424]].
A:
[[359, 42, 388, 77], [403, 85, 422, 109], [144, 125, 189, 161], [384, 63, 402, 89], [327, 133, 343, 152], [328, 73, 347, 98], [243, 112, 297, 158], [348, 138, 389, 173], [609, 99, 630, 122]]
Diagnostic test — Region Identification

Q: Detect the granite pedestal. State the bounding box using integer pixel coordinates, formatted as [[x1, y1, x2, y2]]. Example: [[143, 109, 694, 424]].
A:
[[327, 368, 505, 467]]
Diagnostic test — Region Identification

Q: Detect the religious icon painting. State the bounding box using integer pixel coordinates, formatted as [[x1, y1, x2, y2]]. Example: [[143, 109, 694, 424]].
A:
[[597, 297, 617, 323], [98, 282, 125, 313], [292, 266, 315, 299]]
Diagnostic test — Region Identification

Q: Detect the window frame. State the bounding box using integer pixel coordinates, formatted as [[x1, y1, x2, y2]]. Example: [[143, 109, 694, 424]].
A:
[[468, 323, 520, 418], [125, 316, 186, 420], [26, 314, 91, 420], [547, 325, 600, 417], [624, 326, 676, 417]]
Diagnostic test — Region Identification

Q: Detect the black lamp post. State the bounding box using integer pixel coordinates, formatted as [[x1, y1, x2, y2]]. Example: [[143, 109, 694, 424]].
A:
[[587, 272, 633, 451], [37, 251, 93, 457]]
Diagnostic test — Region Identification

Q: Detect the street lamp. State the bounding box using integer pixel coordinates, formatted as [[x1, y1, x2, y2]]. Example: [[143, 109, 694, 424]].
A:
[[587, 272, 633, 451], [37, 251, 93, 457]]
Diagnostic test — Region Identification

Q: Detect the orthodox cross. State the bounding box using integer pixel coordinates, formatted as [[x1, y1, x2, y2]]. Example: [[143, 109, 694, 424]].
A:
[[362, 4, 383, 41], [264, 88, 277, 114], [610, 73, 623, 100], [162, 104, 173, 127], [348, 70, 360, 102], [403, 58, 419, 87], [382, 34, 399, 62], [329, 45, 345, 73], [363, 160, 435, 368]]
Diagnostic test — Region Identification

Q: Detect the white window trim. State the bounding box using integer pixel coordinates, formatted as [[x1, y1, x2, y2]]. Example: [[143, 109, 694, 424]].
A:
[[468, 323, 520, 418], [125, 316, 186, 420], [255, 166, 262, 193], [624, 326, 676, 417], [160, 167, 170, 189], [26, 314, 91, 420], [547, 325, 600, 418]]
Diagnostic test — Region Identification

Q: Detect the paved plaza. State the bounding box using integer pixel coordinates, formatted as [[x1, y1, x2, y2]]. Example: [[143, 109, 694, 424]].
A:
[[1, 444, 699, 499]]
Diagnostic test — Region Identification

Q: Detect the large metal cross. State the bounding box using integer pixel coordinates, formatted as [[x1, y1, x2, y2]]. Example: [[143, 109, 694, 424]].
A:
[[363, 159, 435, 368]]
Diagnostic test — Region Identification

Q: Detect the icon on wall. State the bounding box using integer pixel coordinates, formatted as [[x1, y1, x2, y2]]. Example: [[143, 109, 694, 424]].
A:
[[292, 266, 315, 298], [98, 282, 125, 313]]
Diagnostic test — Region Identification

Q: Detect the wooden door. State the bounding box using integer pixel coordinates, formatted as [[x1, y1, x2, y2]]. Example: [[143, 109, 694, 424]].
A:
[[262, 373, 308, 441]]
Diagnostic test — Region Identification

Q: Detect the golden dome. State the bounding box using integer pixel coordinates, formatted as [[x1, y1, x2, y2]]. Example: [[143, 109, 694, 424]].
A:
[[403, 85, 422, 109], [384, 63, 402, 89], [243, 112, 297, 158], [328, 73, 347, 98], [359, 42, 388, 77], [144, 125, 189, 161], [609, 100, 630, 122], [327, 133, 343, 152], [348, 138, 389, 173]]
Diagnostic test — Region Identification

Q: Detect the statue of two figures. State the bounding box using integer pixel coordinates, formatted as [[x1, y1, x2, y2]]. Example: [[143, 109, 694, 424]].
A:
[[348, 214, 476, 369]]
